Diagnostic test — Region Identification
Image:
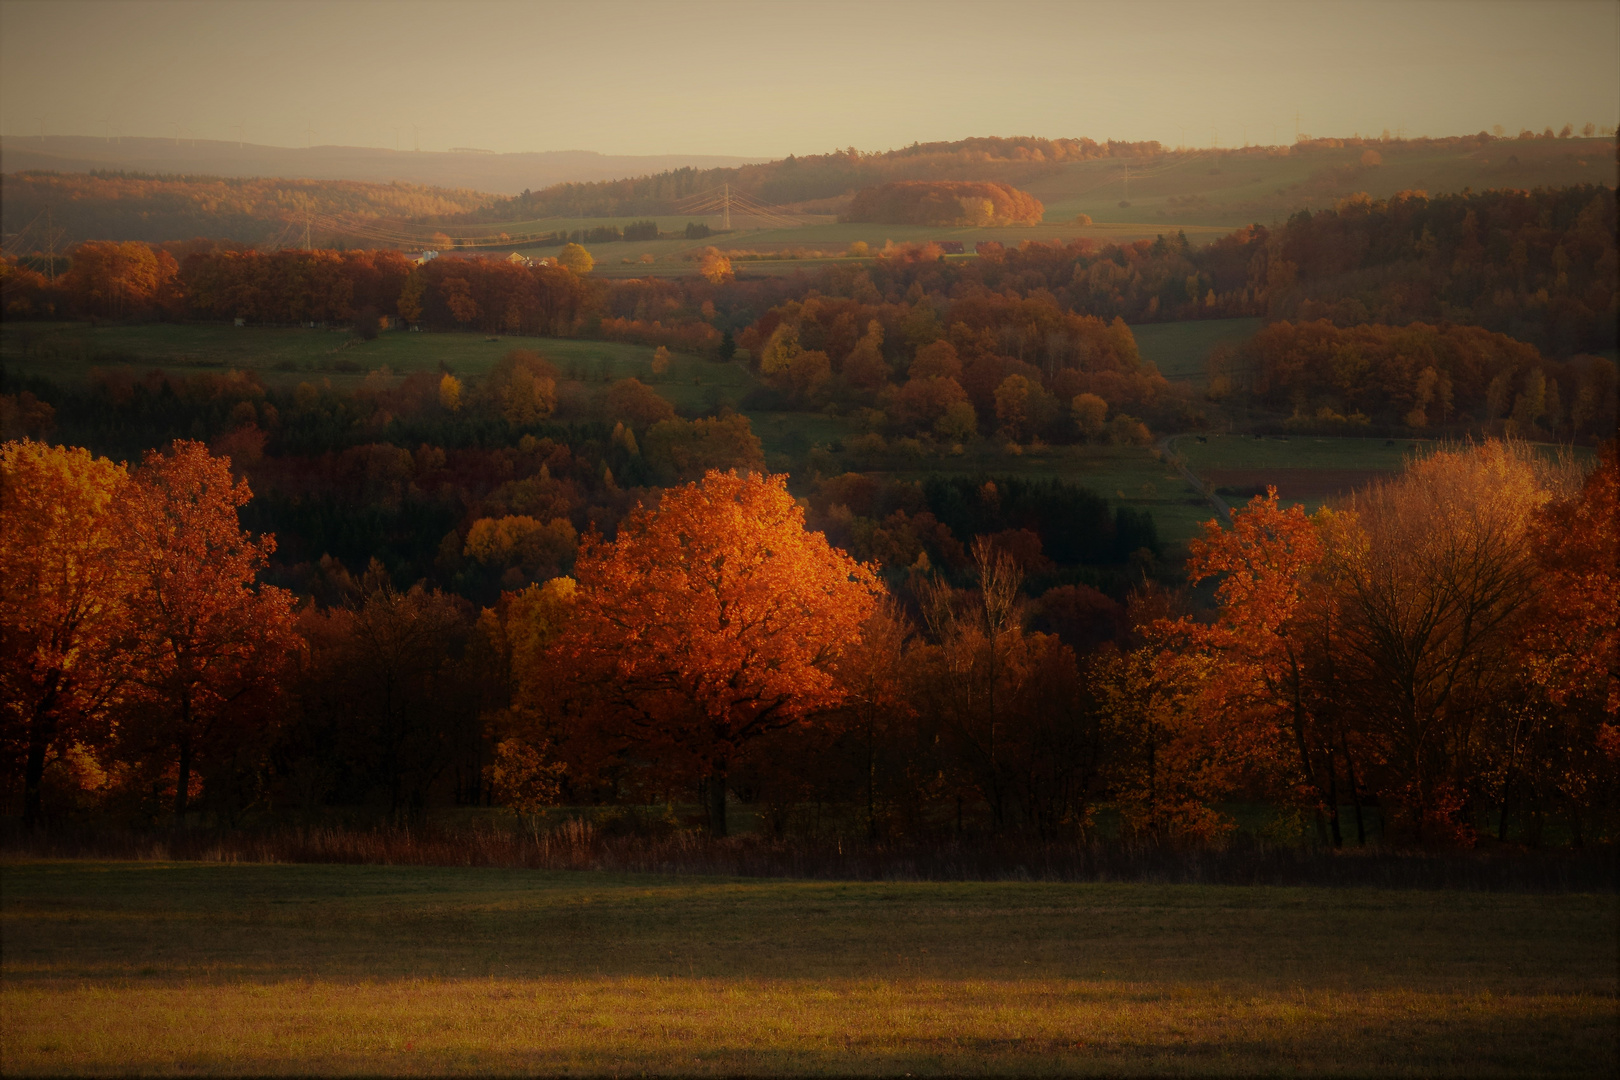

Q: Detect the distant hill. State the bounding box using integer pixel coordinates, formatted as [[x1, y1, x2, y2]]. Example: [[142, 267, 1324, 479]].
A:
[[0, 136, 762, 195], [0, 172, 499, 248], [464, 132, 1617, 226], [2, 132, 1612, 254]]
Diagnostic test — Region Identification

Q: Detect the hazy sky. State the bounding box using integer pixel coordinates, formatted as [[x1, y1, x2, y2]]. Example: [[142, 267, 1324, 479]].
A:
[[3, 0, 1616, 157]]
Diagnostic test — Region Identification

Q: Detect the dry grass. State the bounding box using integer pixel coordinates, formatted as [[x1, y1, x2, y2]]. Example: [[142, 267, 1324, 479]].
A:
[[2, 860, 1615, 1076], [7, 978, 1611, 1077]]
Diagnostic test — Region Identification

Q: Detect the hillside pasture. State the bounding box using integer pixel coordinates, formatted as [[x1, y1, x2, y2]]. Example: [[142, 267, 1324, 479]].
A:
[[0, 322, 752, 412], [2, 860, 1613, 1077], [1026, 136, 1618, 227], [1130, 317, 1263, 384], [1172, 434, 1424, 510]]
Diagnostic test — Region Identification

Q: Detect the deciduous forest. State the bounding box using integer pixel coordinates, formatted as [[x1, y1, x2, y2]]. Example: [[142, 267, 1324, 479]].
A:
[[2, 165, 1616, 854]]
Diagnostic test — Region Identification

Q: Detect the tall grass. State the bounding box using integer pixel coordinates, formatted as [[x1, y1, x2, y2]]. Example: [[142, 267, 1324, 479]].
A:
[[3, 820, 1611, 892]]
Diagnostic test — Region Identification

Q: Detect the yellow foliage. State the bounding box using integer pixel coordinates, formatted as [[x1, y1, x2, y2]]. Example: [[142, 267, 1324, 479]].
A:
[[438, 374, 463, 412]]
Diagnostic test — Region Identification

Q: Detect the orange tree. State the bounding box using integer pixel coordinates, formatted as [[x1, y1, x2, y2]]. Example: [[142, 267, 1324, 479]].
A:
[[1516, 442, 1619, 840], [0, 441, 130, 826], [553, 470, 882, 835], [116, 441, 297, 823], [1178, 489, 1344, 842]]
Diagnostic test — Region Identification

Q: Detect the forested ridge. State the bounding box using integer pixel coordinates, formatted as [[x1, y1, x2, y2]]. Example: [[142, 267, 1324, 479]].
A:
[[1, 171, 495, 247]]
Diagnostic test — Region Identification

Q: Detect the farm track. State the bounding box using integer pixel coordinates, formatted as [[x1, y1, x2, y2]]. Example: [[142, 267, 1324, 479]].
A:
[[1161, 435, 1231, 527]]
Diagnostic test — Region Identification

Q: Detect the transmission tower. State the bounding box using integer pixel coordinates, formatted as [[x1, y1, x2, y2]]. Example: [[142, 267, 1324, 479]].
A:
[[722, 183, 731, 231], [45, 206, 56, 283]]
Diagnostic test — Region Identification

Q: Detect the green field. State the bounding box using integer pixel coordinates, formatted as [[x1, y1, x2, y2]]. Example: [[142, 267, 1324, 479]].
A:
[[1169, 434, 1594, 515], [3, 322, 1212, 543], [1, 860, 1612, 1077], [1132, 317, 1263, 384], [506, 220, 1239, 277]]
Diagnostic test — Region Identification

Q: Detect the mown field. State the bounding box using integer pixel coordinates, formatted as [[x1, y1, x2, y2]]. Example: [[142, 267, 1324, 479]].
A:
[[1, 860, 1613, 1077], [1130, 317, 1263, 384], [507, 220, 1238, 277], [0, 320, 755, 416], [1170, 434, 1594, 514]]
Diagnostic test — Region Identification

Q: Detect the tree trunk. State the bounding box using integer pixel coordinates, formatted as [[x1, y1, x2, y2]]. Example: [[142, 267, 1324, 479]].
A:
[[22, 675, 62, 830], [865, 708, 878, 842], [1326, 752, 1343, 848], [1340, 726, 1366, 846], [173, 694, 193, 826], [707, 767, 727, 838]]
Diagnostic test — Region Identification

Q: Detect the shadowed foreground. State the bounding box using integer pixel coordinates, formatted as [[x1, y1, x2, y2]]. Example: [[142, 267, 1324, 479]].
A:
[[1, 860, 1614, 1076]]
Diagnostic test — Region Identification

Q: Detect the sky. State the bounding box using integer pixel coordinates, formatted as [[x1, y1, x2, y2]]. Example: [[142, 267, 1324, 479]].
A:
[[2, 0, 1617, 158]]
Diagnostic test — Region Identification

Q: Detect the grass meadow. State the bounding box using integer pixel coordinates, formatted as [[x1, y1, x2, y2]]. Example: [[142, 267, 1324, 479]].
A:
[[2, 322, 1220, 543], [1131, 318, 1262, 384], [1169, 435, 1595, 515], [1, 859, 1614, 1076]]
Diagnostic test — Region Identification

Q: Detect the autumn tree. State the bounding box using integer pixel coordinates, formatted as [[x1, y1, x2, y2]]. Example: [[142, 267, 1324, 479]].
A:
[[557, 243, 594, 274], [1092, 627, 1234, 844], [553, 470, 883, 835], [1179, 490, 1344, 843], [698, 248, 733, 284], [1326, 440, 1579, 843], [0, 441, 130, 826], [829, 600, 915, 839], [910, 538, 1092, 833], [1510, 443, 1620, 841], [642, 413, 765, 482], [60, 240, 178, 318], [487, 350, 558, 425], [115, 440, 297, 823], [295, 561, 474, 820]]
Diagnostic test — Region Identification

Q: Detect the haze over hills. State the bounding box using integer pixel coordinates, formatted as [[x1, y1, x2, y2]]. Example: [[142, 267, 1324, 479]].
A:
[[1, 131, 1614, 260], [0, 136, 763, 194]]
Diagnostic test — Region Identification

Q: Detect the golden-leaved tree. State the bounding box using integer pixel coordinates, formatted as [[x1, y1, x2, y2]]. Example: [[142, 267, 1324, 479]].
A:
[[0, 441, 130, 826], [552, 470, 883, 834], [116, 441, 298, 822]]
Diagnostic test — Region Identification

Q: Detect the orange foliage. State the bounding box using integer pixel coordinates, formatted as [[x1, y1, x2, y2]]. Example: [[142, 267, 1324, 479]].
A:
[[0, 441, 130, 825], [1527, 443, 1619, 715], [115, 441, 298, 819], [844, 181, 1044, 227], [553, 471, 883, 834]]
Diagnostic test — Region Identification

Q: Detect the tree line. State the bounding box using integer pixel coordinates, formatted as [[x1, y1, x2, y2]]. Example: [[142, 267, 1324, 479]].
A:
[[3, 438, 1613, 847], [842, 181, 1045, 227], [1, 184, 1614, 445]]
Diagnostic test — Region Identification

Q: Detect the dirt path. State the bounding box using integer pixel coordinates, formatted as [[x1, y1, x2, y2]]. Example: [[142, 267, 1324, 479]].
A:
[[1160, 435, 1231, 528]]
